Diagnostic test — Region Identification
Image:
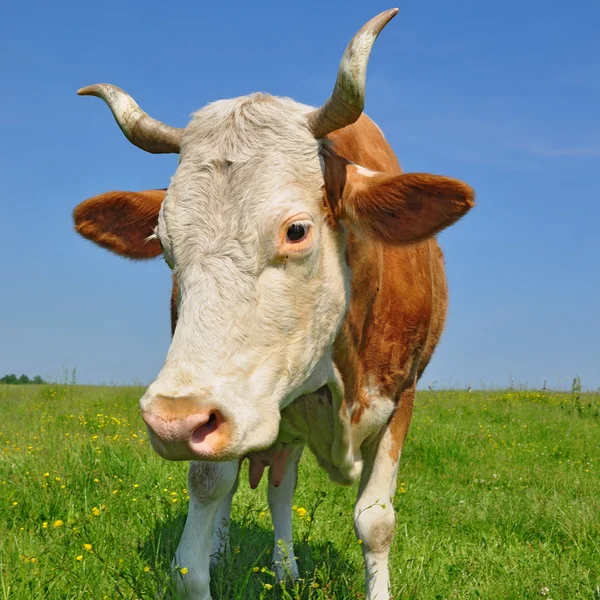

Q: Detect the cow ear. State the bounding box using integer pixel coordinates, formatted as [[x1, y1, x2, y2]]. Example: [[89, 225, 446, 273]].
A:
[[343, 166, 475, 244], [73, 189, 166, 259]]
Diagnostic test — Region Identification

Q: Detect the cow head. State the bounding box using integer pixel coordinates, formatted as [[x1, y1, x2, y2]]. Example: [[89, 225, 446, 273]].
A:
[[73, 9, 474, 462]]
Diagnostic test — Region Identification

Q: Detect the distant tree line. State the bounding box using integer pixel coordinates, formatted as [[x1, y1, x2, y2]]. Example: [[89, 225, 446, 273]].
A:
[[0, 374, 46, 385]]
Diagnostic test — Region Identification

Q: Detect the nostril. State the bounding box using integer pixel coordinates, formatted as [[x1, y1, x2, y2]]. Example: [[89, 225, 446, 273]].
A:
[[191, 411, 222, 444]]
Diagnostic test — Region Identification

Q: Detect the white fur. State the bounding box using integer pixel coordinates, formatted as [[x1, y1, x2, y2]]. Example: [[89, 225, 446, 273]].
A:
[[351, 376, 396, 450], [210, 471, 239, 563], [143, 94, 349, 458], [353, 163, 380, 178]]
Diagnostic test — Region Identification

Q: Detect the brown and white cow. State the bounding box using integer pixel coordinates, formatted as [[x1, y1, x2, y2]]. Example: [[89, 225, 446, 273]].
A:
[[73, 9, 474, 599]]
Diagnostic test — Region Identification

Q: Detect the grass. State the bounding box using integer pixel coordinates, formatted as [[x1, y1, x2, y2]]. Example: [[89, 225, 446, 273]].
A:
[[1, 384, 599, 599]]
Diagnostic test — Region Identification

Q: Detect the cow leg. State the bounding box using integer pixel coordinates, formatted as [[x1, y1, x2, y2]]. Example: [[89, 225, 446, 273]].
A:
[[173, 460, 239, 600], [354, 386, 414, 600], [268, 445, 303, 581], [210, 469, 240, 565]]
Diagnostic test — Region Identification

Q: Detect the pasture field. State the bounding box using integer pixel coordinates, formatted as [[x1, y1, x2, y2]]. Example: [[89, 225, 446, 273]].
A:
[[1, 384, 599, 599]]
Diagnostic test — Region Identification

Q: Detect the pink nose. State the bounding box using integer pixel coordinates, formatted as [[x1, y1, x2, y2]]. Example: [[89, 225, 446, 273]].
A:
[[141, 396, 229, 460]]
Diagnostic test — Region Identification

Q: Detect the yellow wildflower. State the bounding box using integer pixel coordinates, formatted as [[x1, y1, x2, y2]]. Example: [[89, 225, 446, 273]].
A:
[[84, 544, 92, 552], [76, 555, 83, 561], [144, 566, 151, 573], [42, 522, 48, 528], [53, 520, 64, 528], [296, 507, 307, 518], [179, 567, 188, 575], [264, 583, 273, 590]]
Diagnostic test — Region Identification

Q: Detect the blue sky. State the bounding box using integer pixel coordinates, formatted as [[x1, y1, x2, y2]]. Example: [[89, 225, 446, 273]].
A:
[[1, 0, 599, 389]]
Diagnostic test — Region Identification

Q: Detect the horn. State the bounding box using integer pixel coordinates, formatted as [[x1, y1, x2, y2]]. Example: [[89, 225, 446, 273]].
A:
[[307, 8, 398, 139], [77, 84, 183, 154]]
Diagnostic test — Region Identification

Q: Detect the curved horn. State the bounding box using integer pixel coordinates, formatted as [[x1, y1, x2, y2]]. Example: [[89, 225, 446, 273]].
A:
[[307, 8, 398, 139], [77, 84, 184, 154]]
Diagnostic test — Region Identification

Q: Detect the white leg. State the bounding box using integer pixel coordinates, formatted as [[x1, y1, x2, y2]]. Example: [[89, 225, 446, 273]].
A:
[[355, 385, 414, 600], [173, 460, 239, 600], [354, 384, 415, 600], [210, 470, 239, 564], [354, 430, 398, 600], [267, 445, 303, 581]]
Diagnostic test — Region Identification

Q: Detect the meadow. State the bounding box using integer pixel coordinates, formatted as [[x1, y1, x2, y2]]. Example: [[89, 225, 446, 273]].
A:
[[1, 384, 598, 599]]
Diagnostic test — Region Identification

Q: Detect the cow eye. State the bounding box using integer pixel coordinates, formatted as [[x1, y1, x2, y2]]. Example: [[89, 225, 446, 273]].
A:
[[286, 222, 309, 243]]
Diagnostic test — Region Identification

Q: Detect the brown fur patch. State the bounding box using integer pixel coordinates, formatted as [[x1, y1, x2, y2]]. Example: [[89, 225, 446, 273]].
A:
[[388, 386, 416, 462], [73, 189, 166, 259], [345, 171, 475, 245], [323, 114, 469, 459]]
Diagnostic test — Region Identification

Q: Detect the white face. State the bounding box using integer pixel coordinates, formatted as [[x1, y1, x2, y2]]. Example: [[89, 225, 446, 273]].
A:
[[139, 95, 349, 461]]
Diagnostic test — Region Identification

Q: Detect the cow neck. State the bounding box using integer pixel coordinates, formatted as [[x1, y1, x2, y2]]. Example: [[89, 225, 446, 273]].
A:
[[332, 232, 383, 415]]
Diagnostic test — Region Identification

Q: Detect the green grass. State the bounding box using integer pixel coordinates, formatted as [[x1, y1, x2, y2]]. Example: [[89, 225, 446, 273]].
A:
[[1, 384, 599, 599]]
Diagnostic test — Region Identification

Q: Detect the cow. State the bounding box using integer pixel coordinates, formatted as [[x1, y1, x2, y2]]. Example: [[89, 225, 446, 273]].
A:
[[72, 9, 474, 600]]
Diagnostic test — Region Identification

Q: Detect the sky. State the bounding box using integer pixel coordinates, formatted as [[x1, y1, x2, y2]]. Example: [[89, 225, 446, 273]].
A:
[[1, 0, 599, 390]]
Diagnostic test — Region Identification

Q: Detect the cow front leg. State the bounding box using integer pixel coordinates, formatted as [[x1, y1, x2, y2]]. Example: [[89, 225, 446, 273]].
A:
[[268, 445, 303, 581], [354, 387, 414, 600], [173, 460, 239, 600], [210, 469, 240, 564]]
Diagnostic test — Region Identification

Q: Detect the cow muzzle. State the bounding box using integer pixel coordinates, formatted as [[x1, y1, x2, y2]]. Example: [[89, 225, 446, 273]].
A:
[[141, 394, 234, 461]]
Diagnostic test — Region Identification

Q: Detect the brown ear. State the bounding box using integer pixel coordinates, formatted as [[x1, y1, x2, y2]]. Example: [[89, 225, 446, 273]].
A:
[[73, 189, 166, 259], [342, 165, 475, 244]]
